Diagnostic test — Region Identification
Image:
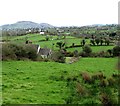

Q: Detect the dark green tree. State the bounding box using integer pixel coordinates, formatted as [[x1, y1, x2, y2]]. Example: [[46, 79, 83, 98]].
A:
[[113, 46, 120, 56], [82, 45, 92, 54], [100, 38, 104, 46], [95, 38, 100, 45], [105, 38, 110, 46], [56, 41, 65, 50], [81, 39, 86, 46], [90, 39, 95, 46]]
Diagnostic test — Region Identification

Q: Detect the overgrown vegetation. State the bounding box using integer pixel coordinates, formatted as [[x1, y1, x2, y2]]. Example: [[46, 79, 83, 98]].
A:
[[64, 72, 119, 104], [2, 58, 118, 104], [2, 43, 38, 61]]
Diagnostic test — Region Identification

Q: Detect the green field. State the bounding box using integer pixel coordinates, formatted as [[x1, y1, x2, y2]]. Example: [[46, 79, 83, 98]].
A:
[[2, 58, 118, 104], [4, 33, 115, 52], [2, 33, 118, 104], [67, 45, 114, 52]]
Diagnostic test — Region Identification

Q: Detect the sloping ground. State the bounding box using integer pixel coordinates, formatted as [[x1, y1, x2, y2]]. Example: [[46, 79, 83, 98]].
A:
[[3, 33, 114, 52], [1, 21, 54, 29], [2, 58, 118, 104]]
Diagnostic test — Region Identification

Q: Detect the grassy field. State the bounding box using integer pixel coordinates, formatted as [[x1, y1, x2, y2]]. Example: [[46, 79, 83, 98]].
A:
[[2, 33, 118, 104], [67, 45, 114, 52], [3, 33, 114, 52], [2, 58, 118, 104]]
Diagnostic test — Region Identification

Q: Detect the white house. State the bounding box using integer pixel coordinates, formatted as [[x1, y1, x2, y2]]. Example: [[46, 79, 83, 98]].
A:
[[40, 32, 45, 35], [36, 45, 52, 58]]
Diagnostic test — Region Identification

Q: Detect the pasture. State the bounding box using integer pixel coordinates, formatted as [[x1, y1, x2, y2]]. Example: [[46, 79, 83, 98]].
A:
[[2, 58, 118, 104], [2, 33, 119, 104], [3, 33, 115, 52]]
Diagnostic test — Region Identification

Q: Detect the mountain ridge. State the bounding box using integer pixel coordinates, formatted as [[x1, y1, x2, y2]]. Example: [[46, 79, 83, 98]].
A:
[[0, 21, 117, 30], [1, 21, 55, 29]]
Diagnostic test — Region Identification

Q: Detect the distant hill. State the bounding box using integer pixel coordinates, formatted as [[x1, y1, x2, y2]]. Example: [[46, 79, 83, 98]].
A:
[[1, 21, 55, 30]]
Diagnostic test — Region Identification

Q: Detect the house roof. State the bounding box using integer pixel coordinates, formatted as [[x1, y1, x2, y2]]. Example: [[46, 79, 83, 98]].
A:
[[39, 48, 51, 55]]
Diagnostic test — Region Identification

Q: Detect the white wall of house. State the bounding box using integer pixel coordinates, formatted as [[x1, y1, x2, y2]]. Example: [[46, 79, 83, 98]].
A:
[[40, 32, 45, 35]]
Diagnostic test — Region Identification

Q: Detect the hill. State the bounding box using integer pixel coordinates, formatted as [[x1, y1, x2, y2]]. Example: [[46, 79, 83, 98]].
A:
[[1, 21, 55, 30]]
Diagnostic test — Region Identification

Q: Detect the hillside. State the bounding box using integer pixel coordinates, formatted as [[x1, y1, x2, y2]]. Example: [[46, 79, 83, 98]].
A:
[[1, 21, 55, 29]]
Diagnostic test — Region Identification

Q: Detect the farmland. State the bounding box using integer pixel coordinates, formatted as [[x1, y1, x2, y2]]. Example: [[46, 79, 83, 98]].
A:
[[2, 58, 118, 104], [1, 24, 120, 104], [2, 33, 115, 52]]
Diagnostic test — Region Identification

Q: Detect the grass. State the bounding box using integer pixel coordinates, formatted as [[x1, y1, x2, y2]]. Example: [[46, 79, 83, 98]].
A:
[[2, 58, 118, 104], [3, 34, 114, 52], [67, 45, 114, 52], [2, 33, 118, 104]]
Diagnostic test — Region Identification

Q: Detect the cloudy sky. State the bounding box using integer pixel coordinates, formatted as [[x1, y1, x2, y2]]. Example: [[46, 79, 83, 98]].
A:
[[0, 0, 119, 26]]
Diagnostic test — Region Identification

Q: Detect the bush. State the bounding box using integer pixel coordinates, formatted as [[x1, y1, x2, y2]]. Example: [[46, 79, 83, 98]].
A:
[[112, 46, 120, 56], [25, 44, 38, 60], [2, 43, 17, 60], [81, 45, 92, 57], [65, 52, 74, 57], [107, 49, 113, 56], [79, 51, 88, 57], [2, 43, 38, 60], [90, 52, 98, 57], [51, 51, 65, 63], [73, 50, 79, 57], [82, 45, 92, 54]]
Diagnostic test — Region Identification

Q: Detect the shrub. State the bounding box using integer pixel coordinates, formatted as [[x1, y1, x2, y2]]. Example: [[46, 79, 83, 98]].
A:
[[90, 52, 98, 57], [2, 43, 17, 60], [73, 50, 79, 57], [76, 83, 86, 96], [25, 44, 38, 60], [112, 46, 120, 56], [82, 45, 92, 54], [81, 72, 92, 84], [81, 45, 92, 57], [99, 79, 108, 87], [51, 51, 65, 63], [100, 93, 111, 105], [9, 43, 27, 59], [79, 51, 88, 57], [65, 52, 74, 57], [97, 51, 110, 57], [2, 43, 38, 61], [107, 77, 115, 87]]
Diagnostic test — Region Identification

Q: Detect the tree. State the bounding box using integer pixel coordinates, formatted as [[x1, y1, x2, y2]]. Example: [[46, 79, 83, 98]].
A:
[[113, 46, 120, 56], [56, 41, 65, 50], [46, 35, 49, 41], [105, 38, 110, 46], [90, 39, 95, 46], [100, 38, 104, 46], [107, 49, 113, 56], [81, 39, 86, 46], [82, 45, 92, 54], [95, 38, 100, 45], [51, 51, 65, 63]]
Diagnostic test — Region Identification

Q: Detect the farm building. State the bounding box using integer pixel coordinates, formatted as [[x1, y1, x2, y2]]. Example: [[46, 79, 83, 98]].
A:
[[35, 45, 52, 58]]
